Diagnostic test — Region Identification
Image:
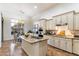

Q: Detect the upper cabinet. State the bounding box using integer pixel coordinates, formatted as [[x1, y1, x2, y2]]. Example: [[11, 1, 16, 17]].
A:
[[51, 19, 56, 30], [38, 19, 47, 33], [46, 19, 56, 30], [67, 12, 74, 30], [39, 20, 46, 29], [56, 16, 62, 24], [53, 11, 74, 30], [74, 13, 79, 30], [61, 14, 68, 25], [46, 20, 51, 30], [36, 11, 75, 31]]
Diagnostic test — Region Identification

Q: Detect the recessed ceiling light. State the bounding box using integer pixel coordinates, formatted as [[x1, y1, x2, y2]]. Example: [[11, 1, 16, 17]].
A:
[[34, 6, 38, 9]]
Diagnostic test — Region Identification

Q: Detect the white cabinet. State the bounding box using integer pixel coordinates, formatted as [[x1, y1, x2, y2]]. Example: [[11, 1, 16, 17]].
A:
[[55, 14, 67, 25], [39, 20, 46, 33], [54, 11, 74, 30], [59, 38, 72, 52], [67, 12, 74, 30], [47, 36, 73, 53], [54, 37, 60, 48], [48, 37, 60, 48], [59, 38, 66, 50], [47, 20, 52, 30], [73, 39, 79, 55], [61, 14, 68, 24], [47, 36, 55, 46], [46, 19, 56, 30], [46, 20, 50, 30], [56, 16, 62, 24], [48, 39, 55, 46], [65, 39, 72, 53], [39, 20, 46, 29], [52, 19, 56, 30], [74, 13, 79, 30]]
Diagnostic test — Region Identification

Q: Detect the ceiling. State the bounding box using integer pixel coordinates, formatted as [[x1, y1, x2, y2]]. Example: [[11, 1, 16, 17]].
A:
[[0, 3, 58, 19]]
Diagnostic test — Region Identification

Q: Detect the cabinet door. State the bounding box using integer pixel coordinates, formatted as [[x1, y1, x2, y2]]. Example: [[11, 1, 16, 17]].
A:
[[56, 16, 62, 24], [39, 20, 46, 33], [52, 19, 56, 30], [49, 20, 52, 30], [48, 38, 55, 46], [65, 39, 72, 53], [75, 13, 79, 30], [59, 38, 66, 50], [48, 20, 55, 30], [61, 14, 68, 24], [73, 40, 79, 55], [54, 37, 60, 48], [46, 21, 50, 30], [67, 12, 74, 30], [40, 20, 44, 29]]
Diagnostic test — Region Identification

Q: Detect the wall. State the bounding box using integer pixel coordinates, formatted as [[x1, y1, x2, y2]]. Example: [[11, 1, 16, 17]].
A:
[[24, 17, 34, 32], [3, 17, 13, 40], [37, 3, 79, 19], [0, 12, 1, 47]]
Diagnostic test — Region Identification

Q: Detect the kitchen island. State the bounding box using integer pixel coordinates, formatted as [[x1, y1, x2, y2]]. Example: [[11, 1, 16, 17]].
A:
[[21, 36, 48, 56]]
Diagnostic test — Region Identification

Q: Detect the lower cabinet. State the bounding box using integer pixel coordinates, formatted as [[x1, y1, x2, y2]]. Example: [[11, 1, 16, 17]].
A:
[[48, 39, 54, 46], [48, 36, 73, 53], [59, 38, 66, 50], [48, 37, 60, 48], [54, 37, 60, 48], [73, 39, 79, 55], [65, 39, 72, 53]]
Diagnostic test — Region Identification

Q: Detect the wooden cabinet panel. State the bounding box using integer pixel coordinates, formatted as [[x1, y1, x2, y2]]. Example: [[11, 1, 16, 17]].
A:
[[73, 39, 79, 55], [65, 39, 72, 53]]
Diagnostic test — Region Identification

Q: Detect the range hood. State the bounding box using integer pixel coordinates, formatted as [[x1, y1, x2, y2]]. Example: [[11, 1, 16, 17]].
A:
[[56, 23, 68, 26]]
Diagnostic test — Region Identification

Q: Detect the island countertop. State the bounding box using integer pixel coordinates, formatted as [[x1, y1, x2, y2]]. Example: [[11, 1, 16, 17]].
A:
[[20, 36, 48, 44]]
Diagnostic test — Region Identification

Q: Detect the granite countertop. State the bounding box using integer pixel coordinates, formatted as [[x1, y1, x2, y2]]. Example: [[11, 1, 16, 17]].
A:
[[45, 34, 79, 40], [20, 36, 48, 44], [44, 35, 75, 39]]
